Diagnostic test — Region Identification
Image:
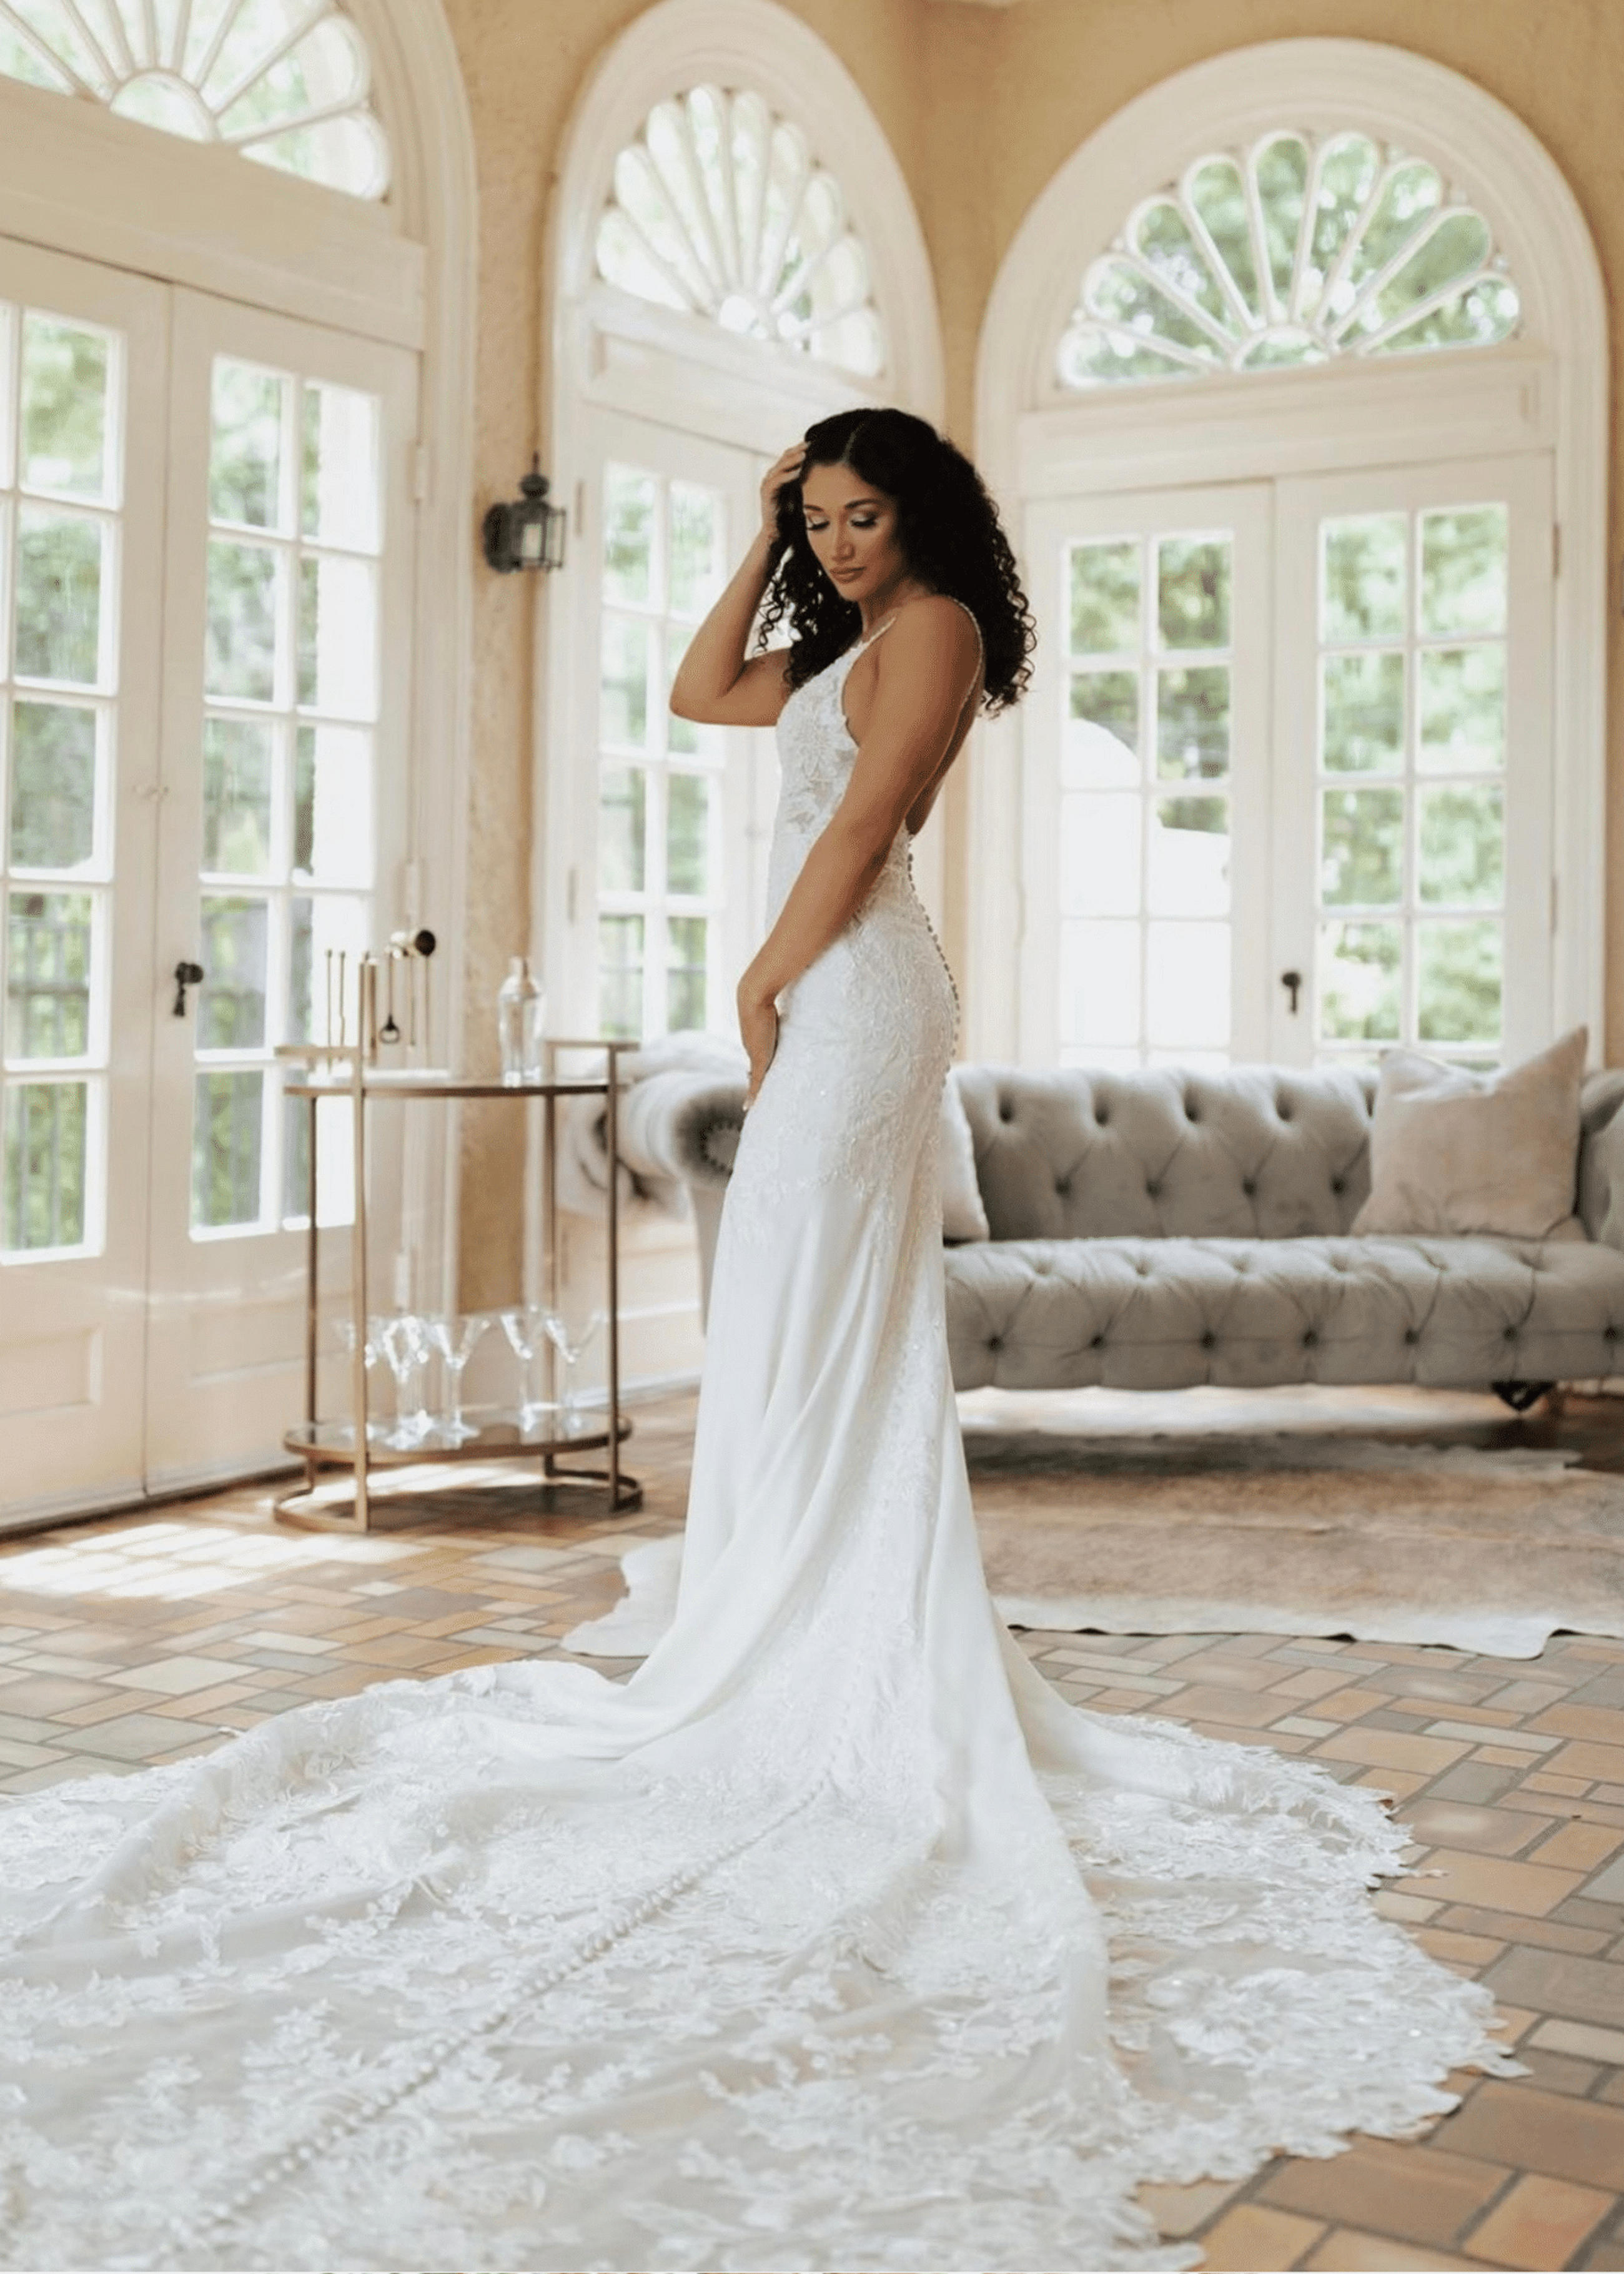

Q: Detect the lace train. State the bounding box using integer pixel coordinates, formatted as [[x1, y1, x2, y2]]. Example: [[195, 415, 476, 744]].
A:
[[0, 628, 1513, 2271]]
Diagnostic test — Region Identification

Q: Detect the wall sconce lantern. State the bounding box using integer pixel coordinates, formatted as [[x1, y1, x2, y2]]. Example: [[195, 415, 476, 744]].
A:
[[482, 455, 567, 573]]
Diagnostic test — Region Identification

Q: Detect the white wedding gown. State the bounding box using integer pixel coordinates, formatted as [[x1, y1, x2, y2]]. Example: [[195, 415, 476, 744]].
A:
[[1, 633, 1510, 2273]]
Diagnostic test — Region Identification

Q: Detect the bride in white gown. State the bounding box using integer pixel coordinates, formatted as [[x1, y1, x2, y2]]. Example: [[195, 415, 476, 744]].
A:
[[1, 408, 1510, 2274]]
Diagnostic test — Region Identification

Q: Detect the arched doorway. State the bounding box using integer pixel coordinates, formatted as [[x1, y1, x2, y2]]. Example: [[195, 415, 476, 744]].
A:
[[971, 40, 1606, 1077], [0, 0, 476, 1523]]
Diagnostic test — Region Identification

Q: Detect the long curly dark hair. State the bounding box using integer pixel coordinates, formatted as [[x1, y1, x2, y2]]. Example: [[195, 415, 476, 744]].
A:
[[756, 408, 1034, 714]]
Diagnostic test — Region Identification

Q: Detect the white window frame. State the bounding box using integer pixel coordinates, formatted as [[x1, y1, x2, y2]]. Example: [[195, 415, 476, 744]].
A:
[[972, 38, 1607, 1069], [1022, 482, 1274, 1067]]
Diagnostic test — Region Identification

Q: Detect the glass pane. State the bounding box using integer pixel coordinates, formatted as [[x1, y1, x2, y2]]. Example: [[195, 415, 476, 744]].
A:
[[1147, 920, 1229, 1047], [666, 625, 720, 759], [1064, 670, 1139, 787], [1418, 919, 1502, 1044], [288, 893, 367, 1044], [668, 481, 721, 618], [3, 1079, 87, 1250], [283, 1087, 309, 1227], [9, 701, 97, 870], [297, 555, 377, 719], [1069, 541, 1139, 655], [197, 895, 269, 1048], [598, 767, 646, 893], [1150, 796, 1229, 917], [1322, 786, 1404, 906], [14, 508, 104, 685], [1420, 505, 1507, 637], [1318, 921, 1401, 1042], [6, 888, 92, 1057], [209, 361, 285, 531], [206, 539, 279, 701], [1419, 645, 1505, 772], [21, 315, 109, 501], [1059, 918, 1139, 1049], [192, 1067, 264, 1230], [1157, 536, 1230, 651], [598, 913, 644, 1040], [1157, 665, 1229, 779], [603, 466, 656, 606], [1322, 651, 1404, 773], [294, 723, 373, 884], [302, 381, 380, 550], [1419, 784, 1503, 907], [202, 717, 274, 876], [282, 1088, 354, 1228], [667, 771, 710, 895], [600, 615, 649, 748], [1059, 792, 1139, 917], [666, 914, 707, 1032], [1321, 515, 1405, 643]]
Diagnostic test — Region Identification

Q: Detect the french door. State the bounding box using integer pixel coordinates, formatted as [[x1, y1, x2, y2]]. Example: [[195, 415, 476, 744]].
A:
[[1270, 456, 1552, 1067], [1022, 484, 1273, 1065], [1021, 455, 1554, 1070], [0, 240, 416, 1525], [0, 240, 169, 1516]]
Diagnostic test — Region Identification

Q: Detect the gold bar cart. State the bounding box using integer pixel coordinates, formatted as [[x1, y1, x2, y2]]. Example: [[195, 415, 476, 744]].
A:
[[274, 1028, 641, 1532]]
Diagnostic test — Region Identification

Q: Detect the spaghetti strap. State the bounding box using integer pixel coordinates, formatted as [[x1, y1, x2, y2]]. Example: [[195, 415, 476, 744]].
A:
[[846, 593, 982, 665]]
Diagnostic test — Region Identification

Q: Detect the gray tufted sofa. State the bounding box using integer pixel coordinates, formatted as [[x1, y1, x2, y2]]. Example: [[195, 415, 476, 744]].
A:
[[663, 1061, 1624, 1399]]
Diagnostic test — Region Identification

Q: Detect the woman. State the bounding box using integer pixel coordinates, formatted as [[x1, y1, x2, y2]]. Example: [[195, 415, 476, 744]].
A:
[[0, 411, 1506, 2274]]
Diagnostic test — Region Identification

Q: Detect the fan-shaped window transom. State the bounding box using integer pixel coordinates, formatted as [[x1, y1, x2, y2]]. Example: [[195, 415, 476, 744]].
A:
[[595, 84, 884, 378], [1059, 130, 1520, 390], [0, 0, 389, 199]]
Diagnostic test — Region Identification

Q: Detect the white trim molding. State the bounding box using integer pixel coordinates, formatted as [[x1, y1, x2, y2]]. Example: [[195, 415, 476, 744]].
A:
[[973, 38, 1608, 1065]]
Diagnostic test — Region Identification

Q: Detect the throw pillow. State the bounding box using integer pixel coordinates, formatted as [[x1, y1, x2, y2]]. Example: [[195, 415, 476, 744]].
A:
[[1352, 1026, 1588, 1241], [941, 1072, 990, 1242]]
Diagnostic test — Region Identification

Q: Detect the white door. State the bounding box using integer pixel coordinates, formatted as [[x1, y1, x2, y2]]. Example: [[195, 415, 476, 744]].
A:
[[143, 292, 418, 1495], [1270, 455, 1554, 1067], [1022, 485, 1273, 1067], [550, 411, 770, 1042], [0, 239, 167, 1519]]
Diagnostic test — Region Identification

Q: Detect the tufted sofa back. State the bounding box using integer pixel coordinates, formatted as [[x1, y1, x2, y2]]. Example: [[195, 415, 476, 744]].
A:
[[953, 1063, 1624, 1245], [954, 1063, 1377, 1243]]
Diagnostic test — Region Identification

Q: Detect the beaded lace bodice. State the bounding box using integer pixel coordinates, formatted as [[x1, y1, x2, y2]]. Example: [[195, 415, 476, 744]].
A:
[[0, 632, 1513, 2273]]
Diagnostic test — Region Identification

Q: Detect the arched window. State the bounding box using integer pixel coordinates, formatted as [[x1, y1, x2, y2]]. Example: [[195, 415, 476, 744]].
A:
[[547, 0, 941, 1054], [1059, 131, 1518, 388], [0, 0, 389, 195], [971, 42, 1605, 1087], [595, 85, 883, 377]]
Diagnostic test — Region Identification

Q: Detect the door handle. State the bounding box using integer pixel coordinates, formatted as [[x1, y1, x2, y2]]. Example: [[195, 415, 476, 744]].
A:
[[172, 960, 205, 1017], [1281, 969, 1303, 1015]]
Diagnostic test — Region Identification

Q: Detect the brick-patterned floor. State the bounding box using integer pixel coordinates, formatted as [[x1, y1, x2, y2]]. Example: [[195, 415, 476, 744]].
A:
[[2, 1392, 1623, 2274]]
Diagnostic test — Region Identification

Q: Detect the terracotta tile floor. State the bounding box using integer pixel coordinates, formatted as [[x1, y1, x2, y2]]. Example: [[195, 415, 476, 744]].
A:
[[4, 1391, 1624, 2274]]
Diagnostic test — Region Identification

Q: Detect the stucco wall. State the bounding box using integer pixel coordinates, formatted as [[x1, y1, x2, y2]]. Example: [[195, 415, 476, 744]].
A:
[[440, 0, 1623, 1298]]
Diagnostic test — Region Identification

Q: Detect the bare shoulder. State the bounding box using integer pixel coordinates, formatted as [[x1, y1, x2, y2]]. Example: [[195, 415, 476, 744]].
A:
[[885, 594, 981, 666]]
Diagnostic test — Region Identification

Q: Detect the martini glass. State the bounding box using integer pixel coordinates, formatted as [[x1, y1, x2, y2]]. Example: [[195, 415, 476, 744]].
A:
[[499, 1304, 554, 1440], [425, 1312, 490, 1445], [377, 1312, 432, 1450], [543, 1305, 607, 1436], [334, 1315, 384, 1447]]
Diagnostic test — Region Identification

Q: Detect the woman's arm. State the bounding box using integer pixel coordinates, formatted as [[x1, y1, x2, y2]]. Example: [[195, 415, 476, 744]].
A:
[[737, 597, 981, 1102], [669, 444, 805, 728]]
